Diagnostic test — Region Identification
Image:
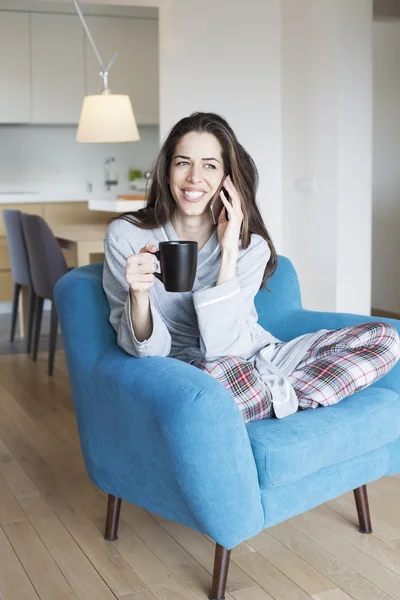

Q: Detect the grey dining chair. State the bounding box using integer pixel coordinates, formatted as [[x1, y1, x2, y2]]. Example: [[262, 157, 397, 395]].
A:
[[21, 213, 69, 376], [3, 209, 36, 353]]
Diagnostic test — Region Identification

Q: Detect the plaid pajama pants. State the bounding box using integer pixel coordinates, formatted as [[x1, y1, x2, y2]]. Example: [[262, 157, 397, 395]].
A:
[[192, 322, 400, 423]]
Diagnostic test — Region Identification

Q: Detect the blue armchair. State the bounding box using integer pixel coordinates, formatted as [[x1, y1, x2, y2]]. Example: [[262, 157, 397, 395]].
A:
[[54, 257, 400, 600]]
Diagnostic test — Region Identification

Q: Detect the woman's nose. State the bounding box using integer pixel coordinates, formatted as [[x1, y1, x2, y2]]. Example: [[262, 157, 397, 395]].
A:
[[187, 165, 202, 183]]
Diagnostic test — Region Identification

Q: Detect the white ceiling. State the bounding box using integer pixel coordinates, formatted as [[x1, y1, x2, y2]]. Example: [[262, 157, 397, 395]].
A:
[[44, 0, 162, 5], [15, 0, 400, 18], [0, 0, 159, 16]]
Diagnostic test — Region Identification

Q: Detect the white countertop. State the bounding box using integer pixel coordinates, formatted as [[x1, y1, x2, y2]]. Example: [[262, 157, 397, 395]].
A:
[[88, 198, 147, 212], [0, 189, 147, 212], [0, 190, 88, 203]]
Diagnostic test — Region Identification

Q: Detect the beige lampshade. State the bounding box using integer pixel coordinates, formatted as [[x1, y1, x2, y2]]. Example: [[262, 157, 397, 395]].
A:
[[76, 92, 140, 143]]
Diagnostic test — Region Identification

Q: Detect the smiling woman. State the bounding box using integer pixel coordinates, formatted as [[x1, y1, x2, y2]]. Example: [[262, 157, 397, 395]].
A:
[[169, 133, 223, 212], [102, 111, 400, 426], [110, 111, 277, 287], [168, 131, 228, 248]]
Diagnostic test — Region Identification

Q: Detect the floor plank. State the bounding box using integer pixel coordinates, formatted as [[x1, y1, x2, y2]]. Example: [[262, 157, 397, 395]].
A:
[[232, 551, 311, 600], [118, 592, 159, 600], [230, 587, 275, 600], [52, 503, 147, 598], [152, 515, 256, 594], [3, 518, 79, 600], [0, 525, 41, 600], [268, 520, 394, 600], [246, 528, 336, 596], [326, 495, 400, 542], [291, 510, 400, 599], [0, 472, 26, 523], [114, 519, 201, 600], [115, 503, 214, 600], [312, 589, 354, 600], [310, 503, 400, 577], [19, 494, 118, 600], [0, 436, 40, 499]]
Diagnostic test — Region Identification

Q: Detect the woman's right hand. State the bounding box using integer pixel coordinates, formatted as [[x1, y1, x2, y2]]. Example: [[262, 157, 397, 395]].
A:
[[126, 243, 159, 294]]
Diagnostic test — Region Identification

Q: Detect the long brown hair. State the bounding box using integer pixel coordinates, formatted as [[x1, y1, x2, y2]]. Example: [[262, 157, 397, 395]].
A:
[[112, 112, 277, 288]]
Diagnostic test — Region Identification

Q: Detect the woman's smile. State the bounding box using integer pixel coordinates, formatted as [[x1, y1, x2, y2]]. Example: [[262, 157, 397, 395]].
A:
[[181, 188, 208, 203]]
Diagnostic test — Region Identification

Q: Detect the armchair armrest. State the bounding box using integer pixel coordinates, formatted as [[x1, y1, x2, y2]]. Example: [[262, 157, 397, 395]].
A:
[[272, 308, 400, 393], [74, 348, 264, 549]]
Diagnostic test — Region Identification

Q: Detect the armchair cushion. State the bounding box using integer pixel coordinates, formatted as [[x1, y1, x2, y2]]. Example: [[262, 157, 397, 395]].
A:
[[247, 386, 400, 488]]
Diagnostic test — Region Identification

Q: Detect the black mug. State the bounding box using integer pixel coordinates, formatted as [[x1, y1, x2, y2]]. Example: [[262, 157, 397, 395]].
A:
[[154, 241, 198, 292]]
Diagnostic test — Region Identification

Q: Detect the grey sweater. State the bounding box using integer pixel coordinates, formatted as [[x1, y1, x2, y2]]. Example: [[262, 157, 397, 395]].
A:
[[103, 218, 325, 417]]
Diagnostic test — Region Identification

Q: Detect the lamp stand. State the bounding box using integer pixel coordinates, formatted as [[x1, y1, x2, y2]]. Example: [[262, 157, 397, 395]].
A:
[[72, 0, 117, 92]]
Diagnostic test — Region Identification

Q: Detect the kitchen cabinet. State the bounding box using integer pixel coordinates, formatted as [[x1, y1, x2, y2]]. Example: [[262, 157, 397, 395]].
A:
[[0, 10, 159, 126], [85, 15, 159, 125], [30, 13, 85, 124], [0, 11, 30, 123]]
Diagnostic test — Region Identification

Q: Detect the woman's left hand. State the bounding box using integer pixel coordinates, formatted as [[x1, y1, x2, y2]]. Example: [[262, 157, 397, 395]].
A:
[[216, 175, 243, 252]]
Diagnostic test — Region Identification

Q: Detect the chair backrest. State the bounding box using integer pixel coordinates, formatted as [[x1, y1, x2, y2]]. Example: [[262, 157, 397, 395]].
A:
[[3, 209, 31, 287], [21, 213, 68, 300]]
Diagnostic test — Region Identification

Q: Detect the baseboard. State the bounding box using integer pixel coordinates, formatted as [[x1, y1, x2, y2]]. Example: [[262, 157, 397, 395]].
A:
[[0, 300, 52, 315], [0, 303, 12, 315], [371, 307, 400, 320]]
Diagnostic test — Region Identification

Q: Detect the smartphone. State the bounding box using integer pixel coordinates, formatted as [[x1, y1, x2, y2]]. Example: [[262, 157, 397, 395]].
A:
[[210, 176, 231, 225]]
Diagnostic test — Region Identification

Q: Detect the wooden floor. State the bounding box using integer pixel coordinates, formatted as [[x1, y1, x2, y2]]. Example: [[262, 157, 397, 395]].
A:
[[0, 352, 400, 600]]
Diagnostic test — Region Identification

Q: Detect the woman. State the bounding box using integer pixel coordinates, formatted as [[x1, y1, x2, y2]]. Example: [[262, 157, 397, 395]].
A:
[[103, 112, 400, 422]]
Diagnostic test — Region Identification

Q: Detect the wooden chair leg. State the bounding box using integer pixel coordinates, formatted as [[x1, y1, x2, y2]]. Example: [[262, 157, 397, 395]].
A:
[[48, 301, 58, 377], [26, 287, 36, 354], [209, 544, 231, 600], [32, 297, 44, 362], [353, 484, 372, 534], [10, 283, 21, 342], [104, 495, 122, 541]]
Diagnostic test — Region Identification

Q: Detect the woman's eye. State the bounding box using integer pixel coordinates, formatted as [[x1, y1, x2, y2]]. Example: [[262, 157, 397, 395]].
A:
[[174, 161, 216, 169]]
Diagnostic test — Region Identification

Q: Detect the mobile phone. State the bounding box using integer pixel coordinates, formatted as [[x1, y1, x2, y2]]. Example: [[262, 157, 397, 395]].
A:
[[210, 176, 230, 225]]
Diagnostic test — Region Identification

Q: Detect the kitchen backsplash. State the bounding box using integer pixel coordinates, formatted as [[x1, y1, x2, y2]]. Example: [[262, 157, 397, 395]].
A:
[[0, 124, 159, 192]]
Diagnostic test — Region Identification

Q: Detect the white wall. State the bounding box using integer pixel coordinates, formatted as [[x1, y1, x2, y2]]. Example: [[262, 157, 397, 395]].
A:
[[0, 124, 159, 192], [5, 0, 374, 315], [159, 0, 373, 314], [159, 0, 283, 250], [336, 0, 372, 314], [372, 21, 400, 313], [282, 0, 372, 313]]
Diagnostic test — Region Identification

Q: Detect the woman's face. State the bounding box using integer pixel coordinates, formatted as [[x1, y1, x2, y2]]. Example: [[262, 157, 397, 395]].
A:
[[168, 131, 225, 221]]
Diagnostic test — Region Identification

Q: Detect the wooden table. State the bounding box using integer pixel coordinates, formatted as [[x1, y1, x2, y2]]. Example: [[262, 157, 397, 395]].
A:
[[53, 223, 108, 267]]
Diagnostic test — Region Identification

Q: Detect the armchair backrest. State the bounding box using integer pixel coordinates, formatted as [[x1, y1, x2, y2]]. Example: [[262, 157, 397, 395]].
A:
[[55, 263, 116, 411], [255, 255, 302, 332], [55, 255, 301, 380], [55, 262, 115, 365]]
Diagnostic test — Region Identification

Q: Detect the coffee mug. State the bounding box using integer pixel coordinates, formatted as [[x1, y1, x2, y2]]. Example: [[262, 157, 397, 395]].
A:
[[154, 241, 198, 292]]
